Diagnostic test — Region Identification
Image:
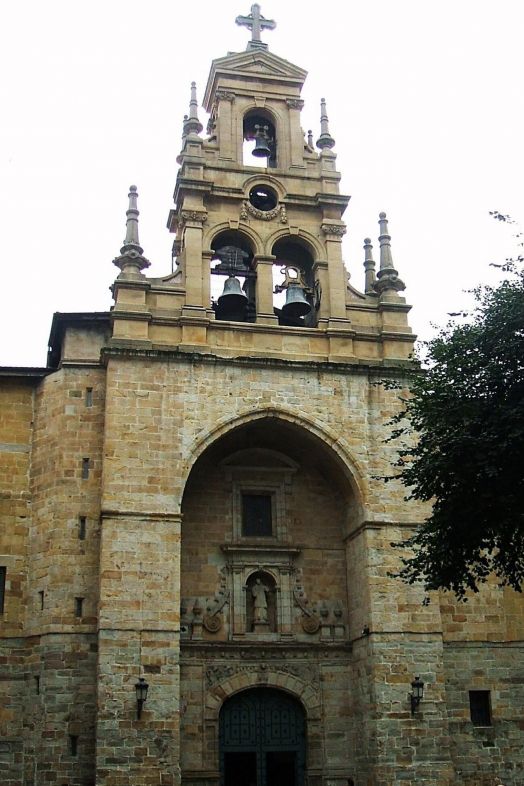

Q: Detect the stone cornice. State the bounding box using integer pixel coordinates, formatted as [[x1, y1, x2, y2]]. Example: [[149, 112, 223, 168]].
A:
[[344, 519, 424, 543], [181, 641, 351, 656], [100, 345, 416, 375], [101, 509, 182, 522]]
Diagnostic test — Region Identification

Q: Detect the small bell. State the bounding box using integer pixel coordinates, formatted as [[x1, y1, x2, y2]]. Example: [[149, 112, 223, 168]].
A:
[[217, 275, 248, 318], [281, 282, 311, 319], [252, 124, 271, 158]]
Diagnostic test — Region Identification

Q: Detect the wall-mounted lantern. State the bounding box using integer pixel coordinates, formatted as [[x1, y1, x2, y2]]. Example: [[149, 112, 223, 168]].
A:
[[135, 677, 149, 720], [409, 676, 424, 715]]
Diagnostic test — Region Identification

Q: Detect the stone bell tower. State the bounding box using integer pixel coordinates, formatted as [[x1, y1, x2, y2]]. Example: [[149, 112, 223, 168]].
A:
[[112, 6, 412, 363], [103, 6, 442, 786], [2, 6, 523, 786]]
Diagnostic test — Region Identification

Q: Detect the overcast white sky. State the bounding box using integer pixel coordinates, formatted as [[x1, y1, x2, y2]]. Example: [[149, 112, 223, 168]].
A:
[[1, 0, 522, 367]]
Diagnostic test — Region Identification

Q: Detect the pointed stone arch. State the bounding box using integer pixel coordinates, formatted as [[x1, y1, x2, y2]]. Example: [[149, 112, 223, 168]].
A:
[[181, 405, 367, 506]]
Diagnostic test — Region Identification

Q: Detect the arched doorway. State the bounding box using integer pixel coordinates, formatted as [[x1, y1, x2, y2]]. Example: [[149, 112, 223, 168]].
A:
[[219, 688, 306, 786]]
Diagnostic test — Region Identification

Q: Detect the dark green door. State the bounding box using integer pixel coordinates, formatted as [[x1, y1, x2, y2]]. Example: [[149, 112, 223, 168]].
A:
[[219, 688, 306, 786]]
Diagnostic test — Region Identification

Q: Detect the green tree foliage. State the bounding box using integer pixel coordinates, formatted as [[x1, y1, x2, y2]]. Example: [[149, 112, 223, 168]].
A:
[[389, 213, 524, 598]]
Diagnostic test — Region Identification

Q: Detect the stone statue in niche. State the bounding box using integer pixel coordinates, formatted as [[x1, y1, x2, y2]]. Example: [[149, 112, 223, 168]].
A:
[[252, 578, 270, 623], [246, 571, 277, 633]]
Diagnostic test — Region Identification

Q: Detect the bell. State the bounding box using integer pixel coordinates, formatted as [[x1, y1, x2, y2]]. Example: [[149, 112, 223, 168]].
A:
[[252, 124, 271, 158], [217, 275, 248, 311], [281, 282, 311, 319]]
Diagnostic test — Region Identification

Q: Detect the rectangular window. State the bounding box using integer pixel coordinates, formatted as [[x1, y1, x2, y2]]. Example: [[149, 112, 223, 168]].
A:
[[469, 690, 492, 726], [242, 493, 272, 537], [81, 458, 90, 479], [69, 734, 78, 756], [85, 387, 93, 407], [35, 675, 40, 695], [38, 590, 44, 610], [0, 567, 5, 614], [74, 597, 84, 618], [78, 516, 87, 540]]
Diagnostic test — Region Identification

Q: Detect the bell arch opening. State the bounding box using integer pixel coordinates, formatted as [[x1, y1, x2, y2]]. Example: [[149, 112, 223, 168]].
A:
[[210, 230, 255, 322], [243, 109, 277, 168], [272, 237, 317, 327], [219, 688, 306, 786]]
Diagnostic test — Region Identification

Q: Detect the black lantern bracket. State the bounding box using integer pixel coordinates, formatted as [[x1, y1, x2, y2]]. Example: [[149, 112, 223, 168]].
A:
[[409, 676, 424, 715], [135, 677, 149, 720]]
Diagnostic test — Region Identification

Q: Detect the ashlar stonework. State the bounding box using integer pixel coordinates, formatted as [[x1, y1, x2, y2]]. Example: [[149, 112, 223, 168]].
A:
[[1, 7, 523, 786]]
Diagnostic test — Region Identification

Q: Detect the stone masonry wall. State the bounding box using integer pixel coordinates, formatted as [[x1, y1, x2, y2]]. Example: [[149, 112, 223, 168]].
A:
[[0, 379, 34, 784], [444, 643, 524, 786], [26, 366, 104, 785], [2, 345, 524, 785]]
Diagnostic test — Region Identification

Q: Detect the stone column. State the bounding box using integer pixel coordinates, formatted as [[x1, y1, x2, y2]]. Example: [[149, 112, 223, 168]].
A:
[[285, 98, 305, 168], [253, 254, 278, 325], [216, 91, 236, 162], [181, 211, 207, 314], [312, 260, 330, 325], [321, 224, 349, 321]]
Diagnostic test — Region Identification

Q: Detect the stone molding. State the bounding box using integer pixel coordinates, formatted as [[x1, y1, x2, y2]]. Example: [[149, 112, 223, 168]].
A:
[[183, 405, 366, 501], [240, 201, 288, 223], [203, 668, 322, 720]]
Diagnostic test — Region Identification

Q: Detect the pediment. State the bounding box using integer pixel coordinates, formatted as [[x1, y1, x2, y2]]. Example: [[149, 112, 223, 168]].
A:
[[217, 50, 306, 79], [204, 50, 307, 110]]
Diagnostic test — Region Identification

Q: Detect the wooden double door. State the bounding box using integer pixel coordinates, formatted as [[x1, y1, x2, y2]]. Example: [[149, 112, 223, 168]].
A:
[[219, 688, 306, 786]]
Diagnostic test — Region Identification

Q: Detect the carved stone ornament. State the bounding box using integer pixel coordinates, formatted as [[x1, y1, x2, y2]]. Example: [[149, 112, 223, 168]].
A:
[[373, 271, 406, 296], [205, 661, 320, 690], [215, 90, 235, 102], [243, 200, 279, 221], [286, 99, 304, 110], [203, 613, 223, 633], [181, 210, 208, 224], [242, 201, 288, 223], [301, 615, 321, 634], [321, 223, 347, 237]]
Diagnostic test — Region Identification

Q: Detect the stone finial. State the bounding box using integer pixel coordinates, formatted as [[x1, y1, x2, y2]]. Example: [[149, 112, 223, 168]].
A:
[[183, 82, 203, 136], [236, 3, 276, 51], [307, 129, 314, 148], [372, 212, 405, 296], [112, 185, 150, 279], [363, 238, 377, 294], [316, 98, 336, 150]]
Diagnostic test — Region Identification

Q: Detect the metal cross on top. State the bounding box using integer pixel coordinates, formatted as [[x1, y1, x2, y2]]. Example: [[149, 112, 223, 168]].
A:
[[235, 4, 276, 49]]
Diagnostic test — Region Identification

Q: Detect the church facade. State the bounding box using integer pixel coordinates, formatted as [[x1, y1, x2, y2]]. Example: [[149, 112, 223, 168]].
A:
[[1, 7, 523, 786]]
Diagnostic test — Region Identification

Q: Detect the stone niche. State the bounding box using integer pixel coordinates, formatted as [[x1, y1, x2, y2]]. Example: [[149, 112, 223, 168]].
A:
[[181, 443, 348, 643]]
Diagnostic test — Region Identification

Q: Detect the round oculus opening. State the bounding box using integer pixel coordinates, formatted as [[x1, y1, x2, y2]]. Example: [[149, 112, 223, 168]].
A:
[[248, 185, 278, 212]]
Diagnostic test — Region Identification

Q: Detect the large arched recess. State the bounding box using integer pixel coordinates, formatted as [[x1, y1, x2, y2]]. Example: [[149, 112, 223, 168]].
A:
[[180, 409, 365, 632]]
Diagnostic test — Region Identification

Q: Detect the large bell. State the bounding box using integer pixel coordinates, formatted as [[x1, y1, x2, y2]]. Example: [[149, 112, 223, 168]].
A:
[[281, 282, 311, 319], [217, 275, 248, 312], [252, 124, 271, 158]]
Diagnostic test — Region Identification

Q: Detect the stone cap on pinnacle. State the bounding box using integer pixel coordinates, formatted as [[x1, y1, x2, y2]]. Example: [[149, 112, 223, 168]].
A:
[[112, 185, 150, 279]]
